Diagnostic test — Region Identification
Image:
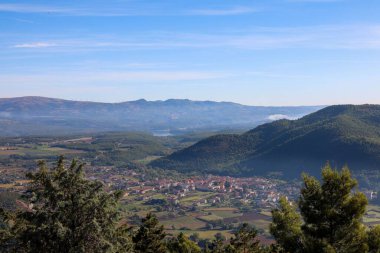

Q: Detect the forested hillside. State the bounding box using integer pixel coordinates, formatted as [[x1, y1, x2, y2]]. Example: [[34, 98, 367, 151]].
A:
[[152, 105, 380, 178]]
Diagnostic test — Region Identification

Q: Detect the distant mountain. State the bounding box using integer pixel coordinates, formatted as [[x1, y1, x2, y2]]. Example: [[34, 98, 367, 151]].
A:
[[0, 96, 322, 136], [151, 105, 380, 178]]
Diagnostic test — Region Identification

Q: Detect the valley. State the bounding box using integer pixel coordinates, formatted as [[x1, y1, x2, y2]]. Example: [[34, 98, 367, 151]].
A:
[[1, 122, 380, 243], [2, 103, 380, 246], [2, 156, 380, 242], [2, 0, 379, 250]]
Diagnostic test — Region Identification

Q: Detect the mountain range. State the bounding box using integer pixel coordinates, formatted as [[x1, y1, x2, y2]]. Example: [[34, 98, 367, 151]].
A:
[[0, 96, 322, 136], [151, 104, 380, 178]]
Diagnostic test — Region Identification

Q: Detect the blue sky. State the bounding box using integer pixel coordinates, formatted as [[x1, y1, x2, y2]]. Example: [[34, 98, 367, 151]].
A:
[[0, 0, 379, 105]]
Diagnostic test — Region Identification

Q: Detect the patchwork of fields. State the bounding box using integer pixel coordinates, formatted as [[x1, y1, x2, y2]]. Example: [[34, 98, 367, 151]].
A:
[[122, 189, 278, 243], [120, 188, 380, 243]]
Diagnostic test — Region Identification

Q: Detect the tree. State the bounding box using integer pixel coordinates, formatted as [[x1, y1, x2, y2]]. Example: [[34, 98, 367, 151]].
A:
[[300, 165, 368, 253], [189, 232, 200, 243], [270, 196, 303, 253], [270, 164, 369, 253], [368, 225, 380, 253], [0, 156, 132, 253], [209, 232, 226, 253], [230, 223, 261, 253], [132, 213, 166, 253], [167, 232, 201, 253]]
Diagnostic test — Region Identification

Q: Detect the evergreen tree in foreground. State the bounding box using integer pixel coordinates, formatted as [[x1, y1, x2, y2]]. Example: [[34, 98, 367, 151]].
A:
[[209, 233, 226, 253], [368, 225, 380, 253], [270, 196, 303, 253], [132, 212, 167, 253], [167, 232, 202, 253], [0, 157, 132, 253], [230, 223, 261, 253], [270, 164, 380, 253]]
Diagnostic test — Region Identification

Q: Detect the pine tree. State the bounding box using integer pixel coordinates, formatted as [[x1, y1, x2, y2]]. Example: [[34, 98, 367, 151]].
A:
[[0, 156, 132, 253], [270, 196, 303, 253], [270, 164, 369, 253], [167, 232, 201, 253], [368, 225, 380, 253], [230, 223, 261, 253], [209, 232, 226, 253], [132, 212, 166, 253], [300, 165, 368, 253]]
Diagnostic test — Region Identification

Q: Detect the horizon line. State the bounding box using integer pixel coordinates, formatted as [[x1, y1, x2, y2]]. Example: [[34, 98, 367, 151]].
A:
[[0, 95, 344, 107]]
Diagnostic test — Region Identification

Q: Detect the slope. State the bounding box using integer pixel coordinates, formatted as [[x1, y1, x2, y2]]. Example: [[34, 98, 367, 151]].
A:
[[151, 105, 380, 178]]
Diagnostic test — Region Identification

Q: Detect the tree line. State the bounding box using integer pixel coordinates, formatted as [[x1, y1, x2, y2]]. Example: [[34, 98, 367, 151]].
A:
[[1, 157, 380, 252]]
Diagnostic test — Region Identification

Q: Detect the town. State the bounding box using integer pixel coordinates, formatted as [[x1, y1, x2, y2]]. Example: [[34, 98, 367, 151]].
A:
[[1, 163, 379, 243]]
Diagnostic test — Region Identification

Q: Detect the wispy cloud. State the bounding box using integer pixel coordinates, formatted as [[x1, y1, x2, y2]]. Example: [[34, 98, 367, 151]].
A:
[[13, 42, 56, 48], [0, 3, 153, 16], [0, 3, 258, 17], [188, 7, 257, 16], [6, 17, 35, 24], [10, 25, 380, 51], [0, 4, 70, 14], [0, 70, 230, 86]]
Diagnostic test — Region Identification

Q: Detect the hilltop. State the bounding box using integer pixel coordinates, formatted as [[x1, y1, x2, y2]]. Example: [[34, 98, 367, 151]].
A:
[[0, 96, 321, 136], [151, 105, 380, 178]]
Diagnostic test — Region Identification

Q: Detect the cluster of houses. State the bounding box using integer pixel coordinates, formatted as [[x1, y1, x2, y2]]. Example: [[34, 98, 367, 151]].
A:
[[84, 167, 302, 209], [4, 165, 377, 209]]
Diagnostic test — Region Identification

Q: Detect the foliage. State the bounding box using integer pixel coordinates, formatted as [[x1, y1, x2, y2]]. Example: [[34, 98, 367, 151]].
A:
[[0, 156, 132, 253], [270, 196, 302, 253], [132, 212, 166, 253], [229, 223, 261, 253], [271, 164, 372, 253], [0, 192, 19, 210], [167, 232, 202, 253], [208, 233, 226, 253], [368, 225, 380, 253]]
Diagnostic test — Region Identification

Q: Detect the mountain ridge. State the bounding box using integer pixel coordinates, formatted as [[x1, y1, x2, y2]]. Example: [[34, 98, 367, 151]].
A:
[[0, 96, 323, 107], [0, 96, 322, 136]]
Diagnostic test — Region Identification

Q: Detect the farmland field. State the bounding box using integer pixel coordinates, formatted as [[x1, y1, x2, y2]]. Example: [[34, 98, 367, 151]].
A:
[[161, 215, 206, 230]]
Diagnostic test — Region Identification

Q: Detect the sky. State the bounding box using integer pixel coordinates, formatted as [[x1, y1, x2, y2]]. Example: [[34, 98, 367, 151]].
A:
[[0, 0, 380, 106]]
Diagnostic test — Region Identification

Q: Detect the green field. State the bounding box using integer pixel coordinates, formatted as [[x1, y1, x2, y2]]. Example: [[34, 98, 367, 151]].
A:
[[121, 190, 278, 240], [205, 208, 242, 219], [161, 215, 206, 230]]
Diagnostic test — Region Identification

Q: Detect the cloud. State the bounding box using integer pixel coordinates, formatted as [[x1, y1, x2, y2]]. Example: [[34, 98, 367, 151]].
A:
[[9, 25, 380, 51], [0, 70, 230, 86], [0, 4, 70, 14], [0, 3, 152, 16], [188, 7, 257, 16], [13, 42, 56, 48], [0, 3, 258, 17], [268, 114, 298, 121], [7, 18, 35, 24]]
